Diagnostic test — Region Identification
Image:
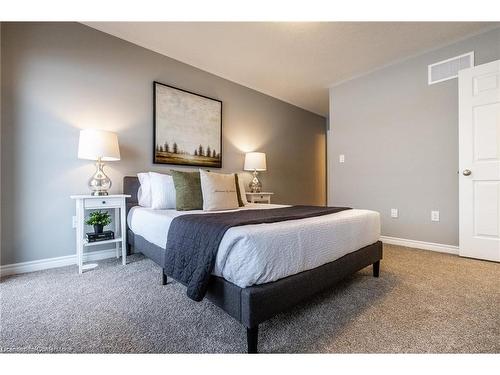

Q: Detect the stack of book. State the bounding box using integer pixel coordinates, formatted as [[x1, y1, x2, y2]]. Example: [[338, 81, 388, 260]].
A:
[[86, 231, 114, 243]]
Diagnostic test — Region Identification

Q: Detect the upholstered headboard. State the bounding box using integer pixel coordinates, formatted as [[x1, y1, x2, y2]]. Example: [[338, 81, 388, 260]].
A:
[[123, 176, 140, 215]]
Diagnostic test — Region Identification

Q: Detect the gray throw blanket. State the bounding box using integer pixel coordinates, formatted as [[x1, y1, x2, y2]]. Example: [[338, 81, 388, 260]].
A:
[[164, 205, 351, 301]]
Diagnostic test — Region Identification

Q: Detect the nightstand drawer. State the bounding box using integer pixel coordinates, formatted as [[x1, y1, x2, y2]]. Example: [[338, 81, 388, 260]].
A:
[[84, 197, 123, 209]]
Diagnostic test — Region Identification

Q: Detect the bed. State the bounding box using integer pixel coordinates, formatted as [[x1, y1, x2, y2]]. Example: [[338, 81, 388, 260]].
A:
[[124, 176, 383, 353]]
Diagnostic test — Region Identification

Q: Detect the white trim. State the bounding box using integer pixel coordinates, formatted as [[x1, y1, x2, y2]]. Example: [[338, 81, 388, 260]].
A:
[[380, 235, 459, 255], [0, 249, 117, 277], [0, 237, 460, 277]]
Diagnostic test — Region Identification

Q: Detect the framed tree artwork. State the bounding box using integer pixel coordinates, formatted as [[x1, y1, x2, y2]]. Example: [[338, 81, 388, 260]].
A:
[[153, 81, 222, 168]]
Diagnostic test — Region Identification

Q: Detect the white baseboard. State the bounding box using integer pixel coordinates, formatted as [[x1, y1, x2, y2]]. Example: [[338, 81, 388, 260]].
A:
[[380, 235, 459, 255], [0, 249, 117, 277], [0, 237, 459, 277]]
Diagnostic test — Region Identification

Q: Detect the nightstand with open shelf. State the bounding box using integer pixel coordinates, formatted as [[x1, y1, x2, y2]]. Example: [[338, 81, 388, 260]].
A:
[[70, 194, 130, 274]]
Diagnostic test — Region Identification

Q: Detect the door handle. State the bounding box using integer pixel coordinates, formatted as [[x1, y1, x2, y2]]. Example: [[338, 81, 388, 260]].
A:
[[463, 169, 472, 176]]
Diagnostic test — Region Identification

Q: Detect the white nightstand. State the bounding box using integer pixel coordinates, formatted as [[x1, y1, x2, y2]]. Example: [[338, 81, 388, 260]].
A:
[[70, 194, 131, 274], [245, 192, 274, 204]]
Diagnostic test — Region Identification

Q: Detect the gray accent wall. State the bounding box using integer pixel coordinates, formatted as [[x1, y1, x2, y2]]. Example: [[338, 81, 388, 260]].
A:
[[0, 22, 326, 265], [0, 22, 2, 265], [328, 27, 500, 246]]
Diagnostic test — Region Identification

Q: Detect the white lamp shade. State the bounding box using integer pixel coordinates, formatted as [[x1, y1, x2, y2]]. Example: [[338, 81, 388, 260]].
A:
[[78, 129, 121, 161], [244, 152, 267, 171]]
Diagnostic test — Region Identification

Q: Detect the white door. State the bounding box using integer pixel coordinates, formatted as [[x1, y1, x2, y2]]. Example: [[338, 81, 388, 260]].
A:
[[459, 59, 500, 262]]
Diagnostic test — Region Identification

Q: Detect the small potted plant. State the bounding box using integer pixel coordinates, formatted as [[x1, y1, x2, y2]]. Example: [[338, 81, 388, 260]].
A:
[[85, 210, 112, 234]]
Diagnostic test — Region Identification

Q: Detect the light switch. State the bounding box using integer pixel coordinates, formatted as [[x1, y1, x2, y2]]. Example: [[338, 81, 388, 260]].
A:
[[339, 154, 345, 163], [431, 211, 440, 222], [391, 208, 398, 218]]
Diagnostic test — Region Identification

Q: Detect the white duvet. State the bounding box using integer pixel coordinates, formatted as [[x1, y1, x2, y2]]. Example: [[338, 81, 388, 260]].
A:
[[127, 204, 380, 288]]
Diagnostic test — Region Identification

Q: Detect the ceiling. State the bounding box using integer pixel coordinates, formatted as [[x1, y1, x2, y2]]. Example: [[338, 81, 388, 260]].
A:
[[85, 22, 498, 116]]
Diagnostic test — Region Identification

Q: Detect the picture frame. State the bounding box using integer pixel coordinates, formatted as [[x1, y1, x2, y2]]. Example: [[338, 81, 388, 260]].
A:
[[153, 81, 222, 168]]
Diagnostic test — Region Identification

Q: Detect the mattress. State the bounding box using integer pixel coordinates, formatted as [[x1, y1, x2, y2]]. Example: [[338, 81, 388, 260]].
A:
[[127, 204, 380, 288]]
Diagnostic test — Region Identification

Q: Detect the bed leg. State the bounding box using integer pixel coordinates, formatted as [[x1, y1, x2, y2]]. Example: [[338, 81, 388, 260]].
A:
[[162, 269, 168, 285], [373, 260, 380, 278], [247, 326, 259, 354]]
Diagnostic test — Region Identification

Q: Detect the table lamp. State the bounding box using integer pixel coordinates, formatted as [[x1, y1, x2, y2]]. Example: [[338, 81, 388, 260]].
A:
[[78, 129, 120, 196], [244, 152, 267, 193]]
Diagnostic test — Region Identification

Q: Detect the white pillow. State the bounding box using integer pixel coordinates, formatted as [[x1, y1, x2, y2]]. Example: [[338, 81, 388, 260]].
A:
[[137, 172, 152, 207], [149, 172, 176, 209], [199, 170, 239, 211], [237, 173, 248, 205]]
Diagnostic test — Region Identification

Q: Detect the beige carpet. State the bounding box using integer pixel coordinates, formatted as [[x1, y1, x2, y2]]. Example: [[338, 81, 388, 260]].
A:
[[1, 244, 499, 353]]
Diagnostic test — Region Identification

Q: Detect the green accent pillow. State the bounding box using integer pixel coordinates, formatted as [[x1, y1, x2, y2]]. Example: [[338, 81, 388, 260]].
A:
[[171, 170, 203, 211]]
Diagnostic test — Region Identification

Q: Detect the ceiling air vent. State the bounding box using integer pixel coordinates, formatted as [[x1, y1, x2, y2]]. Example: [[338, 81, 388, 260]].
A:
[[428, 51, 474, 85]]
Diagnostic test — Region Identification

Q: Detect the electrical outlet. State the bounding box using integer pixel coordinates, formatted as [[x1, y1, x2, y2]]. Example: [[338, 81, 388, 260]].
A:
[[431, 210, 440, 222], [72, 216, 77, 228], [391, 208, 398, 218], [339, 154, 345, 163]]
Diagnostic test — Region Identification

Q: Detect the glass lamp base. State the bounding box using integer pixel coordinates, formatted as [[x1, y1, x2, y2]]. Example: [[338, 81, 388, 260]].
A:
[[249, 170, 262, 193], [91, 191, 109, 196], [88, 159, 112, 196]]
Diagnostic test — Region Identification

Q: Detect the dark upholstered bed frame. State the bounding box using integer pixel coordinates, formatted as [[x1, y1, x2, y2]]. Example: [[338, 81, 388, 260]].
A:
[[124, 176, 383, 353]]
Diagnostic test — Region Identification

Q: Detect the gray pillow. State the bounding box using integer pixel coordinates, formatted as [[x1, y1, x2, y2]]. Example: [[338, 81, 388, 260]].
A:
[[235, 174, 245, 207]]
